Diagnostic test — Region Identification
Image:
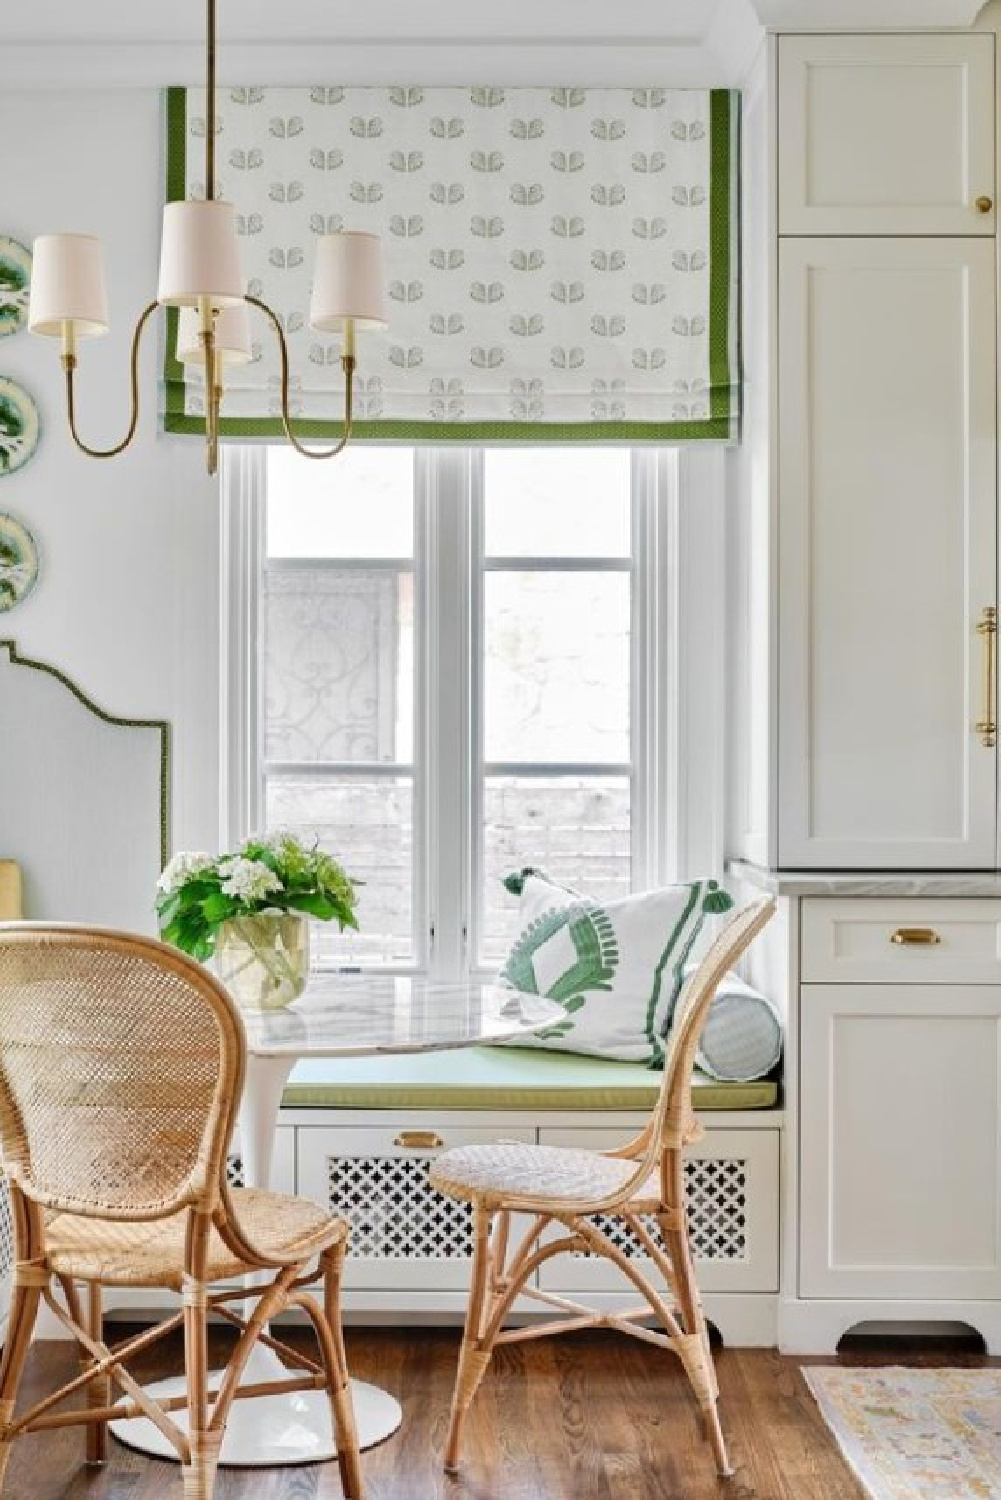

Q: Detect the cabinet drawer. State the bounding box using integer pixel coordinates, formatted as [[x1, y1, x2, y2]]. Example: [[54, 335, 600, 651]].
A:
[[802, 899, 1001, 983], [778, 34, 995, 235], [297, 1123, 535, 1290]]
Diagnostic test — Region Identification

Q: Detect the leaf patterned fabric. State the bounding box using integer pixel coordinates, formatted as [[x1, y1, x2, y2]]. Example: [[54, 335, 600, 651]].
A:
[[499, 870, 732, 1065], [164, 86, 739, 442]]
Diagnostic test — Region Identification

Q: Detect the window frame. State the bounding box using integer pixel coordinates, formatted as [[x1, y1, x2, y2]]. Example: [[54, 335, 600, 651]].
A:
[[220, 443, 726, 981]]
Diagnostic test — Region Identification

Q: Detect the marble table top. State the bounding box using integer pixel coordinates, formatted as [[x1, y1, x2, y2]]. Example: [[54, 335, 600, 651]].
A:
[[239, 974, 563, 1058]]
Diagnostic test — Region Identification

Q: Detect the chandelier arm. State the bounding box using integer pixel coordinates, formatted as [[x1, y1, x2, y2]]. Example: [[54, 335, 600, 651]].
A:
[[61, 300, 160, 460], [246, 295, 355, 460]]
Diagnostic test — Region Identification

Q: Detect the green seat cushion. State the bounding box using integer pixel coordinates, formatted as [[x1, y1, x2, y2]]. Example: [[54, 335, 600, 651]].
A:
[[281, 1045, 778, 1112]]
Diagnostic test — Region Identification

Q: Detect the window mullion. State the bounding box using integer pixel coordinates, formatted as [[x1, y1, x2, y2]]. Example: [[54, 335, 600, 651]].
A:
[[632, 449, 681, 890], [423, 447, 474, 981], [219, 446, 267, 851]]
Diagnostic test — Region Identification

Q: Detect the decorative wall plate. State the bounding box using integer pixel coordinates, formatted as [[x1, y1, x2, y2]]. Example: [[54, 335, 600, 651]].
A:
[[0, 239, 32, 338], [0, 514, 39, 613], [0, 378, 40, 477]]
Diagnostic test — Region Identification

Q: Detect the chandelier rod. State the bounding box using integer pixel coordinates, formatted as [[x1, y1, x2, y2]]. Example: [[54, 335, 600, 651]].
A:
[[206, 0, 217, 203]]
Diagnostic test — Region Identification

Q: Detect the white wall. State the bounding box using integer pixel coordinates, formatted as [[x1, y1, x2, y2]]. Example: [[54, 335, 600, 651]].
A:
[[0, 89, 220, 898]]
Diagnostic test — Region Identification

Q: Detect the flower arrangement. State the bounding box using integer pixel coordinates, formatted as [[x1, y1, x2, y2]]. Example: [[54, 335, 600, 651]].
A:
[[156, 832, 359, 961]]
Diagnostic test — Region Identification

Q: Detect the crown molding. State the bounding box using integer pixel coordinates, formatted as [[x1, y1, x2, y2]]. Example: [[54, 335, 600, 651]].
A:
[[748, 0, 989, 28], [0, 38, 743, 91], [705, 0, 766, 79]]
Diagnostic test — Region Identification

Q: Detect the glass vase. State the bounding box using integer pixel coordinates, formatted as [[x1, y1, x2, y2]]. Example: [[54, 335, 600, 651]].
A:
[[215, 913, 310, 1011]]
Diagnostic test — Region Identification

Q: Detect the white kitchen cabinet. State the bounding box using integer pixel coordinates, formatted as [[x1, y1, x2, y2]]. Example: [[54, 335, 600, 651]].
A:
[[799, 978, 1001, 1302], [296, 1119, 536, 1292], [778, 33, 995, 236], [777, 235, 997, 869]]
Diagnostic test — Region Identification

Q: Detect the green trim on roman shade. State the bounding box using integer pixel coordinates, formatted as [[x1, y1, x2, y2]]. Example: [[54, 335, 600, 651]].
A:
[[163, 85, 741, 444]]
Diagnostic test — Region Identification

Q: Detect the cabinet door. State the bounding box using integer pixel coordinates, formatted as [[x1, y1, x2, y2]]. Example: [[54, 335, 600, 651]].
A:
[[297, 1123, 535, 1290], [779, 34, 995, 235], [800, 983, 1001, 1300], [778, 237, 997, 869], [535, 1127, 779, 1294]]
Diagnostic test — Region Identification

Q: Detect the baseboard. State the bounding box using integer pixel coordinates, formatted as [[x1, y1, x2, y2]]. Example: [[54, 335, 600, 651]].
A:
[[82, 1287, 778, 1349], [779, 1297, 1001, 1355]]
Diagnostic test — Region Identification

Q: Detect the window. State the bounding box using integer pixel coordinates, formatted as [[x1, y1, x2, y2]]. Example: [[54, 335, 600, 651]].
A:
[[476, 450, 633, 964], [223, 444, 723, 979], [263, 447, 416, 969]]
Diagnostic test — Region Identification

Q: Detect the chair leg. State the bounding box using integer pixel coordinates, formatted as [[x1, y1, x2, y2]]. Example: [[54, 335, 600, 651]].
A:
[[0, 1278, 42, 1487], [444, 1204, 495, 1474], [321, 1242, 364, 1500], [660, 1211, 733, 1480], [84, 1282, 110, 1464], [181, 1287, 221, 1500]]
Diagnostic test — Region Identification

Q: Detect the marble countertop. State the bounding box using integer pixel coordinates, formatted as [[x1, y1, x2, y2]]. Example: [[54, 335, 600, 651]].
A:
[[728, 860, 1001, 898], [240, 975, 563, 1058]]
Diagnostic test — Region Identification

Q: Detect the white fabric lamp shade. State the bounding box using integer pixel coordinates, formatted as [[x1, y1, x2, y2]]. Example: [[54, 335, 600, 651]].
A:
[[29, 234, 109, 338], [157, 200, 245, 309], [176, 302, 253, 365], [310, 231, 388, 333]]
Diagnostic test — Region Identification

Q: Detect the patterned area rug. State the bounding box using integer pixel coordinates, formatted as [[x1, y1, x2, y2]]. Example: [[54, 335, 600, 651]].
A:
[[803, 1367, 1001, 1500]]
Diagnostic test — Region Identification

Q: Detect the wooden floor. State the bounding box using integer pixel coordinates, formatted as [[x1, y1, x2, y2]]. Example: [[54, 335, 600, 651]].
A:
[[3, 1327, 995, 1500]]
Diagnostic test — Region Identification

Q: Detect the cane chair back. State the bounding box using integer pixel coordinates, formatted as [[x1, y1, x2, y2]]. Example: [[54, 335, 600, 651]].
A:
[[0, 925, 244, 1221], [654, 893, 776, 1163]]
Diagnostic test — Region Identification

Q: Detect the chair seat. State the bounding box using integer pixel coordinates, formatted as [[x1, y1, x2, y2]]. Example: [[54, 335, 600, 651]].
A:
[[431, 1142, 663, 1213], [44, 1188, 346, 1290]]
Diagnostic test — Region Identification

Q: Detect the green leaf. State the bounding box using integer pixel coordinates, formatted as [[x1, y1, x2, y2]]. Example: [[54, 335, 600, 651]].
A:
[[201, 891, 237, 923], [155, 891, 182, 925], [285, 891, 336, 918]]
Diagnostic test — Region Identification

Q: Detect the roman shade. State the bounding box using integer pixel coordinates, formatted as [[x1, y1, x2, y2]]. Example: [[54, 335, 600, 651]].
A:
[[163, 85, 739, 442]]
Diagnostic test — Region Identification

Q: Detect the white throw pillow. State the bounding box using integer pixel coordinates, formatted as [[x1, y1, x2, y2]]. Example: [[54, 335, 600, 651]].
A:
[[499, 869, 734, 1065], [692, 972, 784, 1081]]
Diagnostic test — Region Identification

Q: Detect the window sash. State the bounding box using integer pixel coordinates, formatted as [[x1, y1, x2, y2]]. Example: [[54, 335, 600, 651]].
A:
[[221, 443, 724, 983]]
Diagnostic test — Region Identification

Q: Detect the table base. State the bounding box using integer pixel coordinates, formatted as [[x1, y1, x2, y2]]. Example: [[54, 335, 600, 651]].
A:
[[109, 1353, 402, 1467]]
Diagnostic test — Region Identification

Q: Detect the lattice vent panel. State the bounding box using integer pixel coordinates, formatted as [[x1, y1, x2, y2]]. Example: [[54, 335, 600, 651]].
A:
[[0, 1179, 12, 1281], [573, 1158, 749, 1264], [327, 1156, 474, 1260]]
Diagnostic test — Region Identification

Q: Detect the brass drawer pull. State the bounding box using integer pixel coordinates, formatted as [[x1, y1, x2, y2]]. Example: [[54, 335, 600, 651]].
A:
[[890, 927, 942, 947], [976, 606, 997, 749], [976, 195, 994, 213], [394, 1130, 444, 1149]]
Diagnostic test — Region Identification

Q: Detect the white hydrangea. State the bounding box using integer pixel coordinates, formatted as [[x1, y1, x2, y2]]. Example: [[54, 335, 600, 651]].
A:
[[156, 851, 216, 896], [219, 856, 282, 904]]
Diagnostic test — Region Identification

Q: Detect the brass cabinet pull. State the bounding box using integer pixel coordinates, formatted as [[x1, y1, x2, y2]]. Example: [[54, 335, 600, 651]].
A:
[[975, 606, 997, 749], [890, 927, 942, 946], [976, 195, 994, 213], [393, 1130, 444, 1149]]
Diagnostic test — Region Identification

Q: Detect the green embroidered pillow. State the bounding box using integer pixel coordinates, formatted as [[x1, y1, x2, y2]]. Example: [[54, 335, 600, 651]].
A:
[[499, 869, 733, 1065]]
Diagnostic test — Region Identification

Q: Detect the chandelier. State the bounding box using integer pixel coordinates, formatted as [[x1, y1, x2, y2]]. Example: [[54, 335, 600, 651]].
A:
[[26, 0, 387, 476]]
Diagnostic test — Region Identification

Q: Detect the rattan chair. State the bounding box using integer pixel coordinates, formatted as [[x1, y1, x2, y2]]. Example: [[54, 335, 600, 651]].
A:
[[0, 923, 363, 1500], [430, 894, 776, 1480]]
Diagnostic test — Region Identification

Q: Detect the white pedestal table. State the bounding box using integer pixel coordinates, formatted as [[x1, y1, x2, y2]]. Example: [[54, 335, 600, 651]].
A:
[[110, 975, 561, 1469]]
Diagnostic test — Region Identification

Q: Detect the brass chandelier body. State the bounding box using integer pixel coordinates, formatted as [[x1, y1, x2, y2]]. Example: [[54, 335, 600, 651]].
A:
[[30, 0, 385, 475]]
